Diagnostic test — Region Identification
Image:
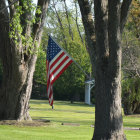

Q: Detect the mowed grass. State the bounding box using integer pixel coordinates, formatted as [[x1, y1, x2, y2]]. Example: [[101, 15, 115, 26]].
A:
[[0, 100, 139, 140]]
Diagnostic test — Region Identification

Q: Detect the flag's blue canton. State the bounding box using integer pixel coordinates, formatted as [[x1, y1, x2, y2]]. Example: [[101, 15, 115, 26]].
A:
[[47, 37, 61, 61]]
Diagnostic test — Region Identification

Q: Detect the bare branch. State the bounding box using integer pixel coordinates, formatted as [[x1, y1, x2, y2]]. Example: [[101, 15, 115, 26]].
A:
[[0, 0, 9, 34], [19, 0, 32, 36], [0, 0, 18, 13], [123, 32, 140, 78], [130, 12, 140, 40], [120, 0, 132, 33], [33, 0, 50, 46], [74, 0, 84, 44], [63, 0, 73, 40], [78, 0, 96, 75], [51, 0, 67, 49]]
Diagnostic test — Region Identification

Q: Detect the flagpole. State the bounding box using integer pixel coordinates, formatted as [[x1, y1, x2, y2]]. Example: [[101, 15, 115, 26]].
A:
[[49, 35, 91, 79]]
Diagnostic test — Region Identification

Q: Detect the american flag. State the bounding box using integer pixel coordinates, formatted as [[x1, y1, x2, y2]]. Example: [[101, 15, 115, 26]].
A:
[[46, 36, 73, 106]]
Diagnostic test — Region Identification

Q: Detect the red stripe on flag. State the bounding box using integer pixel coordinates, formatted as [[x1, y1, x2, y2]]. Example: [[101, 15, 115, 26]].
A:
[[49, 99, 53, 106], [47, 59, 73, 103], [49, 56, 69, 79], [50, 52, 65, 69], [51, 60, 73, 84], [46, 37, 73, 106], [49, 86, 53, 99]]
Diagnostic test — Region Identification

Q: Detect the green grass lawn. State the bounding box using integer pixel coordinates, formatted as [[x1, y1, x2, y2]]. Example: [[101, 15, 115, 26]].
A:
[[0, 100, 140, 140]]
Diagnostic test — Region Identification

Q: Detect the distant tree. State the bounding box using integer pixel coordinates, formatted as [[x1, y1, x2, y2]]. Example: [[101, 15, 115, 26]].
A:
[[33, 1, 91, 101], [121, 0, 140, 115], [0, 0, 50, 121], [122, 0, 140, 78], [127, 0, 140, 40], [78, 0, 132, 139], [122, 78, 140, 115]]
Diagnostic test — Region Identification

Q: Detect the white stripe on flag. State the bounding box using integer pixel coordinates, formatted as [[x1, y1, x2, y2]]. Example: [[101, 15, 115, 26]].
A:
[[50, 53, 67, 74], [50, 58, 72, 82], [49, 50, 63, 66], [47, 83, 51, 96]]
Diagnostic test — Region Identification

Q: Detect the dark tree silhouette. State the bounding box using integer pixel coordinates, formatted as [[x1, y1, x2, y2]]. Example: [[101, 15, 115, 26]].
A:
[[0, 0, 50, 121], [78, 0, 132, 139]]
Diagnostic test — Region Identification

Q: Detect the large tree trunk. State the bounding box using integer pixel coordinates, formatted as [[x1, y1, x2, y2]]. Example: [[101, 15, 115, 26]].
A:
[[93, 0, 132, 139], [78, 0, 96, 76], [93, 0, 124, 136], [78, 0, 132, 139], [0, 0, 49, 121], [0, 51, 37, 120]]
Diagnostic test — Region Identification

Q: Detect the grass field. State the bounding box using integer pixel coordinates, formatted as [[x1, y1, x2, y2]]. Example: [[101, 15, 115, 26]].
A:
[[0, 100, 140, 140]]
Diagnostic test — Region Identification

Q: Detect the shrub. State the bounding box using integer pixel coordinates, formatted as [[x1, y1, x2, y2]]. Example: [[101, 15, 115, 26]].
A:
[[122, 78, 140, 115]]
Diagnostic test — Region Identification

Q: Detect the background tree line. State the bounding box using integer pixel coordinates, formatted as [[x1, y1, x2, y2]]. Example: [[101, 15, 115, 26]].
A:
[[31, 0, 140, 115], [32, 0, 91, 102], [122, 0, 140, 115]]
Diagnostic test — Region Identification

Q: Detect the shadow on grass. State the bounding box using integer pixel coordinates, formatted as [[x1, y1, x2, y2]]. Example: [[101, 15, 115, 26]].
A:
[[30, 100, 94, 108], [31, 108, 94, 114], [32, 117, 95, 126], [30, 100, 48, 104], [54, 101, 94, 108], [124, 123, 140, 128]]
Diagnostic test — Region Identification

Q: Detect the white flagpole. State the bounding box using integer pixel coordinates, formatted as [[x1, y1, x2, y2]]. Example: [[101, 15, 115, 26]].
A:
[[49, 35, 91, 79]]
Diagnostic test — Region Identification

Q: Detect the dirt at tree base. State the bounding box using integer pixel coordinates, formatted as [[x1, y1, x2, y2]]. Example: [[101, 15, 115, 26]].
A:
[[0, 119, 50, 127]]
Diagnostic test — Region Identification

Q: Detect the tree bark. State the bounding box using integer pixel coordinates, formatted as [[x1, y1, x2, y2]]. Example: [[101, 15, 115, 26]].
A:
[[0, 0, 49, 121], [78, 0, 96, 76], [93, 0, 124, 139], [78, 0, 132, 139], [92, 0, 132, 139]]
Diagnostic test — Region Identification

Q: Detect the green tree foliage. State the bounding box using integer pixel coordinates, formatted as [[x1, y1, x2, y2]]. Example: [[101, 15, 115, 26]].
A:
[[122, 0, 140, 77], [33, 1, 91, 101], [122, 78, 140, 115], [34, 46, 47, 85], [126, 0, 140, 39], [122, 0, 140, 115], [53, 40, 91, 101], [34, 30, 91, 101]]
